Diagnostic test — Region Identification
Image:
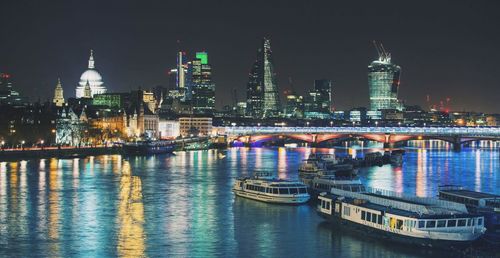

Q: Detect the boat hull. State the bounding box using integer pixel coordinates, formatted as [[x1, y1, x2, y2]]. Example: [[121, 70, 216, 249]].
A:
[[317, 211, 480, 249], [233, 189, 310, 204], [123, 144, 175, 155]]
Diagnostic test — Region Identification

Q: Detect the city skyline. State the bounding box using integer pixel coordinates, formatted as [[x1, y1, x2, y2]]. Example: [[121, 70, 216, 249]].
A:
[[0, 1, 499, 113]]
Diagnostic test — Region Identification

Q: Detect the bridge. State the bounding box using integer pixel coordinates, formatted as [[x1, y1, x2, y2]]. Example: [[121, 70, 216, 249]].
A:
[[216, 126, 500, 150]]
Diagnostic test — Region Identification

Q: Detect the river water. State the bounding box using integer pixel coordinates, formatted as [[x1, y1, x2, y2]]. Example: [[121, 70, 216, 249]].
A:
[[0, 146, 498, 257]]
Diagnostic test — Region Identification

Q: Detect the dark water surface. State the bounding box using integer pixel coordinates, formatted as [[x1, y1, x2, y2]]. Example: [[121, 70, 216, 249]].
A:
[[0, 147, 498, 257]]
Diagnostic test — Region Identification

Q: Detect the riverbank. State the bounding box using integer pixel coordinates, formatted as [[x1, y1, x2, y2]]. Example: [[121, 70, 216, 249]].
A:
[[0, 146, 121, 161]]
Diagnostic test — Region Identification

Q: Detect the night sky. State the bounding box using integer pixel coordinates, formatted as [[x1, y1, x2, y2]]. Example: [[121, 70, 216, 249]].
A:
[[1, 0, 499, 113]]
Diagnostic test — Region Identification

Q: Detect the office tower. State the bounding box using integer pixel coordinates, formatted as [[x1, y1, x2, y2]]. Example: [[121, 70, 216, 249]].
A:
[[191, 52, 215, 115], [368, 42, 402, 111], [246, 38, 280, 118]]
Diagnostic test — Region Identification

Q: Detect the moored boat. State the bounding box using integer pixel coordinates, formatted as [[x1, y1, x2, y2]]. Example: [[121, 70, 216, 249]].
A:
[[438, 185, 500, 244], [232, 173, 310, 204], [317, 187, 486, 248], [122, 140, 176, 155]]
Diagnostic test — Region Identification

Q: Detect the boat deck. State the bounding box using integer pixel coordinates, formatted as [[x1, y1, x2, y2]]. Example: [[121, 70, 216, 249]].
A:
[[440, 189, 500, 200]]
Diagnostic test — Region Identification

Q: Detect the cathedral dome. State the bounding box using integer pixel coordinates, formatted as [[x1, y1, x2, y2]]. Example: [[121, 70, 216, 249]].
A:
[[75, 50, 107, 98], [79, 69, 103, 87]]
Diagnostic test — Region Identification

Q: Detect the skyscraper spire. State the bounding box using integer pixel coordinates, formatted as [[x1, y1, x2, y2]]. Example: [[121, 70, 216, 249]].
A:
[[88, 49, 95, 69]]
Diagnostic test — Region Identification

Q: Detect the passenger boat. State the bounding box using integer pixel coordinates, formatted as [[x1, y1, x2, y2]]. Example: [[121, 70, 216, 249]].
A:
[[438, 185, 500, 244], [122, 140, 176, 155], [317, 187, 486, 247], [232, 173, 310, 204], [298, 158, 322, 176], [308, 174, 364, 198]]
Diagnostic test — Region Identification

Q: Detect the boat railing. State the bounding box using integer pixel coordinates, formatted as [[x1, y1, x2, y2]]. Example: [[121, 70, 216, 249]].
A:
[[330, 187, 468, 215], [365, 187, 468, 213]]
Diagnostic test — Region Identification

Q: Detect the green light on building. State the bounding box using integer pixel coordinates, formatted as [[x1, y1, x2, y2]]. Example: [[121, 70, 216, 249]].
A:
[[196, 52, 208, 64]]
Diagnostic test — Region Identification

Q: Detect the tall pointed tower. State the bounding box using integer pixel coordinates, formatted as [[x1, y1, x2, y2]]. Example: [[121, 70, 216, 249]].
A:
[[246, 38, 280, 118], [83, 81, 92, 98], [52, 78, 65, 107]]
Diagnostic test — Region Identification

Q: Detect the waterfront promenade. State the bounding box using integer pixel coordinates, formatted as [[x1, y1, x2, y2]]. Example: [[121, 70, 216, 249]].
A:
[[0, 145, 120, 160]]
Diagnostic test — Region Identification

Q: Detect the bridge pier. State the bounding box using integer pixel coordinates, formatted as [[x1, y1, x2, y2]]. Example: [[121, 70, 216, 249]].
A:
[[451, 136, 462, 152], [383, 142, 394, 149]]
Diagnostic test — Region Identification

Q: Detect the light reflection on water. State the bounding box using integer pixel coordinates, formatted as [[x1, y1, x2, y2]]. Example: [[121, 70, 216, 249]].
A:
[[0, 146, 497, 257]]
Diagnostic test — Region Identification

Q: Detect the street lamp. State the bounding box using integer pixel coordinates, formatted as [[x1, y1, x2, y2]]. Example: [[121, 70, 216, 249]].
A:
[[330, 121, 333, 127], [1, 140, 4, 150], [398, 122, 402, 127], [375, 121, 378, 127], [21, 140, 25, 150], [306, 121, 310, 127]]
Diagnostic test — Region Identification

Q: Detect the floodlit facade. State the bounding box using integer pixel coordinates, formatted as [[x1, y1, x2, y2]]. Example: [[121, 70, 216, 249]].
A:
[[179, 117, 212, 137], [246, 38, 280, 118], [75, 50, 107, 98], [52, 78, 65, 107], [368, 43, 402, 111]]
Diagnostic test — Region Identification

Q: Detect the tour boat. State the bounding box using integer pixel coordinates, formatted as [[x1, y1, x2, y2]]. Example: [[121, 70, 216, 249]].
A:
[[232, 173, 310, 204], [122, 140, 176, 155], [307, 173, 365, 199], [438, 185, 500, 244], [317, 187, 486, 248]]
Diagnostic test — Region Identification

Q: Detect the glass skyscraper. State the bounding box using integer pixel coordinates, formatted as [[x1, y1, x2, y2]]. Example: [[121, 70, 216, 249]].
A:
[[368, 46, 402, 111], [191, 52, 215, 115], [246, 38, 280, 118]]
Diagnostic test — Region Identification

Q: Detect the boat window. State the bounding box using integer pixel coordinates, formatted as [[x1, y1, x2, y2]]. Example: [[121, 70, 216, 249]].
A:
[[447, 220, 456, 227], [467, 219, 472, 226], [377, 215, 383, 225], [457, 219, 466, 227], [361, 211, 366, 220], [344, 206, 350, 216], [418, 221, 425, 228], [371, 214, 377, 223], [273, 188, 279, 194], [239, 182, 243, 187], [265, 188, 270, 193], [326, 201, 330, 210], [352, 186, 360, 192], [299, 188, 307, 194], [426, 220, 436, 228], [437, 220, 446, 228], [366, 212, 371, 222], [279, 188, 289, 194], [289, 188, 298, 194], [321, 200, 326, 209], [397, 219, 403, 230], [478, 218, 483, 226]]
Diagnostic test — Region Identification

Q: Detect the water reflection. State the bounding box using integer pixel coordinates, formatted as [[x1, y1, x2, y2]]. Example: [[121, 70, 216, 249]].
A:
[[0, 147, 498, 257], [117, 160, 145, 257]]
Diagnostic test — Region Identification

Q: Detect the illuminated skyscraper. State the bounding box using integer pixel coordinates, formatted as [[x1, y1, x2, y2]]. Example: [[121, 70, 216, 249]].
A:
[[191, 52, 215, 115], [368, 43, 402, 111], [246, 38, 280, 118], [304, 79, 332, 119]]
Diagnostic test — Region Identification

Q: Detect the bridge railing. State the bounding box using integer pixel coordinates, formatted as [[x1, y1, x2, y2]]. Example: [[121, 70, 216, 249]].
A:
[[219, 126, 500, 137]]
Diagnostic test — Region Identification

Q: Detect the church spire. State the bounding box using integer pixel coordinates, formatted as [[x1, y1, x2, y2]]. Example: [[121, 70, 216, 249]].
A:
[[88, 49, 95, 69], [83, 80, 92, 98], [53, 78, 65, 107]]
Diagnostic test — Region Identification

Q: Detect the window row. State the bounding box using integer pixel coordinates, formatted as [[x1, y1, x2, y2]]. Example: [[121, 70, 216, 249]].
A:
[[245, 184, 307, 194], [417, 218, 482, 229]]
